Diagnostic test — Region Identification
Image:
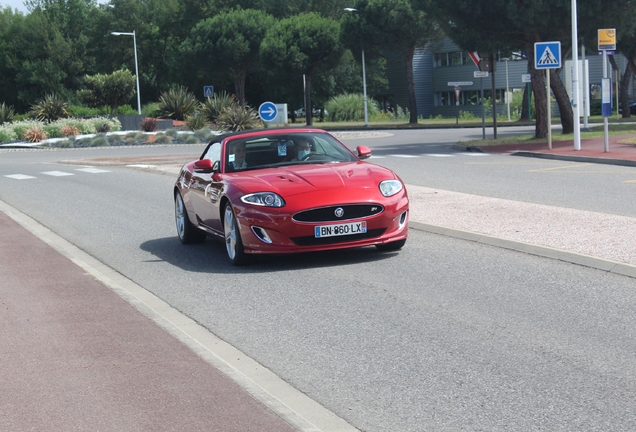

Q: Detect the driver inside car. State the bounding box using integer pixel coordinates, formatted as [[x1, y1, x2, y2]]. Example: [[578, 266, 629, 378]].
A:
[[293, 138, 312, 161]]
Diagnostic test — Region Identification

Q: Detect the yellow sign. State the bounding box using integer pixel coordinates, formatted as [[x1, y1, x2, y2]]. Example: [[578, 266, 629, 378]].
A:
[[598, 28, 616, 50]]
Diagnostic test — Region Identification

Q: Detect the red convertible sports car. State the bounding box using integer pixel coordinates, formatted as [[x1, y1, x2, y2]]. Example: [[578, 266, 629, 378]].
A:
[[174, 128, 409, 265]]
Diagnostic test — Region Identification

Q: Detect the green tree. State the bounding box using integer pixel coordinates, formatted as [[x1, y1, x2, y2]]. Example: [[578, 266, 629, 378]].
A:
[[427, 0, 634, 137], [77, 69, 136, 113], [261, 12, 344, 125], [341, 0, 439, 123], [186, 9, 274, 106]]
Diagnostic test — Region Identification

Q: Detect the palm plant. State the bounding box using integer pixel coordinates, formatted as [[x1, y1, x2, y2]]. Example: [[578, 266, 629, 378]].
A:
[[0, 102, 15, 125], [157, 86, 198, 120], [29, 94, 71, 123], [216, 103, 260, 132], [200, 91, 234, 123]]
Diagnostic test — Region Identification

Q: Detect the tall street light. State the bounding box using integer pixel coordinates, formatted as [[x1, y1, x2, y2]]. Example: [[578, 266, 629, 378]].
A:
[[344, 8, 369, 127], [111, 31, 141, 115], [502, 57, 510, 121]]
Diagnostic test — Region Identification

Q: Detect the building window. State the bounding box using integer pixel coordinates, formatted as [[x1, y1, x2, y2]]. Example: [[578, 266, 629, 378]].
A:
[[434, 53, 449, 67], [450, 51, 462, 66]]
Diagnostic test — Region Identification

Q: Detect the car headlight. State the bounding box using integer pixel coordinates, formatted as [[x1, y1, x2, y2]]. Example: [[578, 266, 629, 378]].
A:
[[241, 192, 285, 207], [379, 180, 403, 197]]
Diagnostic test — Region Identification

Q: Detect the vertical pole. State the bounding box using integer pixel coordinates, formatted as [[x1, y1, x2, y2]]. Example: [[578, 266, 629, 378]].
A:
[[490, 53, 497, 139], [603, 50, 609, 152], [362, 49, 369, 127], [527, 82, 531, 122], [571, 0, 581, 150], [505, 59, 510, 121], [582, 43, 588, 130], [481, 78, 485, 139], [616, 69, 620, 120], [132, 31, 141, 115], [547, 70, 552, 150]]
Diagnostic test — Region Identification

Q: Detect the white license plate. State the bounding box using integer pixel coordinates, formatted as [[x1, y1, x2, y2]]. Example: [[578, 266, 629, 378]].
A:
[[314, 221, 367, 238]]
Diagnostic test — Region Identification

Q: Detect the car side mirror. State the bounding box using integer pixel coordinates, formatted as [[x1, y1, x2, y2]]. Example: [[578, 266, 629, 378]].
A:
[[193, 159, 218, 173], [357, 146, 372, 160]]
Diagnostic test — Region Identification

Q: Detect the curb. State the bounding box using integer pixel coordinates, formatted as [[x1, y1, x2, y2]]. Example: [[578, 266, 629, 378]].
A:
[[409, 221, 636, 279], [510, 151, 636, 167]]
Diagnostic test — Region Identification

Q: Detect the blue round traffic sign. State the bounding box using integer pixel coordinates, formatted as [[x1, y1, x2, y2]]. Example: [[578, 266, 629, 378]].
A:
[[258, 102, 278, 122]]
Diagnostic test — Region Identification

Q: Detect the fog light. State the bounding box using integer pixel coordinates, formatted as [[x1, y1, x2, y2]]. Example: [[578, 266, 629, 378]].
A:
[[251, 226, 272, 244]]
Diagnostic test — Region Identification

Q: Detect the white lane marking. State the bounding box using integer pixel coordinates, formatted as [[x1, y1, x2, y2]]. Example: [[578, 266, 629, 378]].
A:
[[389, 154, 420, 158], [458, 152, 490, 157], [427, 154, 455, 157], [76, 167, 111, 173], [127, 164, 156, 168], [368, 155, 385, 159], [4, 174, 37, 180], [41, 171, 74, 177]]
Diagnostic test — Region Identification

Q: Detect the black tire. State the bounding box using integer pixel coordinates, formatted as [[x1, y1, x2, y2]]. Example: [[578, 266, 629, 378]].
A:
[[175, 191, 206, 244], [223, 203, 248, 265], [375, 239, 406, 252]]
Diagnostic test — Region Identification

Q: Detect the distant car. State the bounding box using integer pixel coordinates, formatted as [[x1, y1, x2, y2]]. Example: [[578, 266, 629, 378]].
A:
[[293, 107, 327, 118], [174, 128, 409, 265]]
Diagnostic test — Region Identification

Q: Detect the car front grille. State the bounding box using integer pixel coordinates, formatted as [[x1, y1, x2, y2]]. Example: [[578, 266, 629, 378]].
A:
[[290, 228, 386, 246], [293, 204, 384, 222]]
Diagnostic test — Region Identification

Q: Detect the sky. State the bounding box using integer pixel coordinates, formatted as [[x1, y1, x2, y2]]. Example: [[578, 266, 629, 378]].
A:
[[1, 0, 108, 14]]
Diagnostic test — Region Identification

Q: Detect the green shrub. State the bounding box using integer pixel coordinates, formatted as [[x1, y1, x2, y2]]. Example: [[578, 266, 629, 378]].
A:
[[154, 133, 172, 144], [0, 102, 15, 125], [91, 134, 109, 147], [157, 86, 198, 120], [54, 138, 74, 148], [185, 112, 207, 131], [42, 124, 63, 138], [0, 126, 17, 142], [164, 128, 178, 138], [142, 102, 161, 118], [324, 93, 380, 122], [216, 104, 260, 132], [125, 137, 136, 145], [459, 110, 476, 121], [67, 105, 102, 117], [114, 104, 137, 115], [184, 134, 200, 144], [200, 91, 234, 123], [176, 132, 190, 143], [30, 94, 71, 123], [194, 128, 214, 141], [108, 134, 123, 145]]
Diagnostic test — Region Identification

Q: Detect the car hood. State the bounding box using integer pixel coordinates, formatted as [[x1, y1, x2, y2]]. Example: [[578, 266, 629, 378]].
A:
[[229, 162, 397, 197]]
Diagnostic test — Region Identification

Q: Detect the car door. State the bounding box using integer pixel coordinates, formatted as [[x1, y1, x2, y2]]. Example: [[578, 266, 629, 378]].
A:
[[189, 142, 224, 235]]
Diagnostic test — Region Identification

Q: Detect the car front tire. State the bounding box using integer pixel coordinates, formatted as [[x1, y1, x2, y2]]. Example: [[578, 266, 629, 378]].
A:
[[175, 191, 206, 244], [223, 203, 248, 265]]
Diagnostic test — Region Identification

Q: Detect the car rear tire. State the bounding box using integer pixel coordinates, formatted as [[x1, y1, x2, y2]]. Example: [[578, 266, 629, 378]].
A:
[[223, 203, 248, 265], [175, 191, 206, 244], [375, 239, 406, 251]]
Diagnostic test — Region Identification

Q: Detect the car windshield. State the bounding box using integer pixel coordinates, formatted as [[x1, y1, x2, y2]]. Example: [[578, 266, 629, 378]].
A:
[[224, 132, 358, 172]]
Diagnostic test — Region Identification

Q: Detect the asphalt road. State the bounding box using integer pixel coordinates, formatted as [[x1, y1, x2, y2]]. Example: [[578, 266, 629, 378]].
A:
[[2, 131, 636, 431]]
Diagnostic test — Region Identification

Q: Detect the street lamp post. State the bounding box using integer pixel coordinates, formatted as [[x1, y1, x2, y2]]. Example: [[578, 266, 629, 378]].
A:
[[503, 57, 510, 121], [111, 31, 141, 115], [344, 8, 369, 127]]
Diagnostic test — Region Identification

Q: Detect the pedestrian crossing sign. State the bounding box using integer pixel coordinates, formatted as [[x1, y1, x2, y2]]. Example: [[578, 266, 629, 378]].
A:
[[534, 41, 561, 69]]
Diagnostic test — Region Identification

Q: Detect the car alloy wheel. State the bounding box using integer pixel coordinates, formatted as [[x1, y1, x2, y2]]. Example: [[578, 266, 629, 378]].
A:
[[223, 203, 247, 265], [175, 191, 205, 244]]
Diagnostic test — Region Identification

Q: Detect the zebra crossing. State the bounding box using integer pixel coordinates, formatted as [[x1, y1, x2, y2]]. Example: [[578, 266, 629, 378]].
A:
[[3, 152, 491, 180], [4, 167, 111, 180]]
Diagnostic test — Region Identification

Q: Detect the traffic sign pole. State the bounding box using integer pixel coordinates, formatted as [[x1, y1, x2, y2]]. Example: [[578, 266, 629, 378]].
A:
[[547, 70, 551, 150]]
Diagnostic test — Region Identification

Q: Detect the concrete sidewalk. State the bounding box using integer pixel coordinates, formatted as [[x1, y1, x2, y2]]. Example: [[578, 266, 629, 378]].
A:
[[0, 208, 302, 432]]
